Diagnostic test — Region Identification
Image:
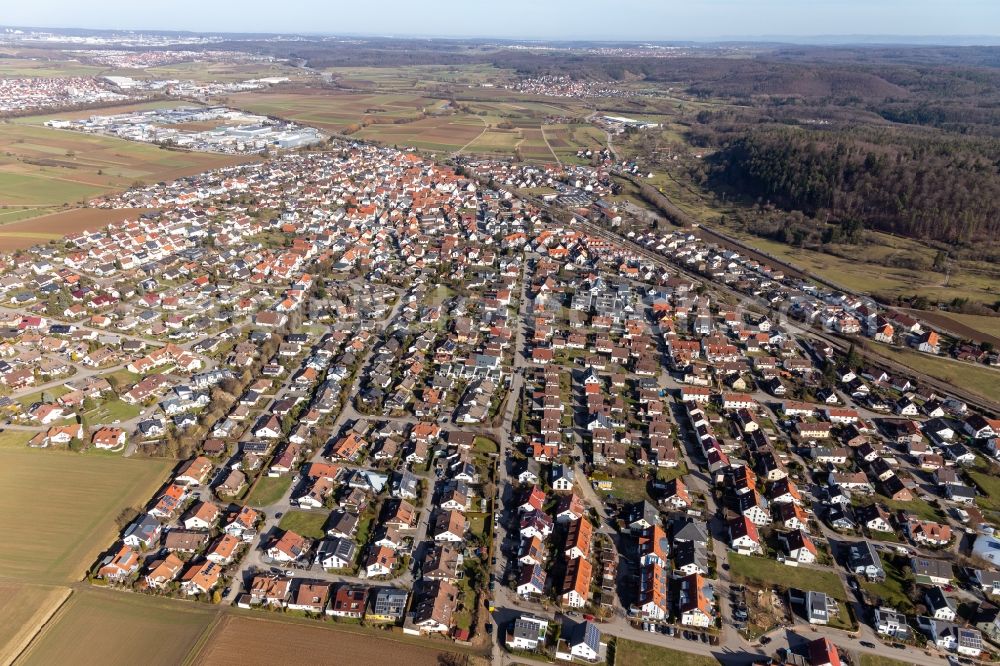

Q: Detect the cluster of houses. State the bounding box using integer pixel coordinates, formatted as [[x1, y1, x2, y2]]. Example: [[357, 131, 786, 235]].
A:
[[236, 578, 409, 623], [98, 455, 258, 598], [0, 76, 130, 114]]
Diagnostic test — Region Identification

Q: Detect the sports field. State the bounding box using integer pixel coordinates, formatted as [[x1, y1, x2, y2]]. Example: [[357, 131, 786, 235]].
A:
[[0, 447, 171, 582], [18, 588, 216, 666], [191, 614, 451, 666]]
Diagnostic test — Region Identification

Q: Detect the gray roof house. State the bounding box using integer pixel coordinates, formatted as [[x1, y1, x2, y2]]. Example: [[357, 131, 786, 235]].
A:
[[848, 540, 884, 581]]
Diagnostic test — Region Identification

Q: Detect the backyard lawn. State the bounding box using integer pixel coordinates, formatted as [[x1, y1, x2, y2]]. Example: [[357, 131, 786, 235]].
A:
[[861, 557, 914, 612], [728, 553, 847, 600], [876, 496, 945, 522], [278, 510, 329, 540], [968, 470, 1000, 511], [245, 475, 292, 508]]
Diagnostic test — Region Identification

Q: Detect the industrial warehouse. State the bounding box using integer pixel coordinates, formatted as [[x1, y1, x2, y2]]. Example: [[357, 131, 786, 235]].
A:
[[46, 105, 325, 153]]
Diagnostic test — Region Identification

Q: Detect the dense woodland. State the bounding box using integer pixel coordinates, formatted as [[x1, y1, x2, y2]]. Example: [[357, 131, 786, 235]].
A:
[[702, 126, 1000, 245]]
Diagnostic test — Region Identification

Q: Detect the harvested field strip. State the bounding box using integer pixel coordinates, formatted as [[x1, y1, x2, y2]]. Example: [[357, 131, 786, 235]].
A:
[[191, 614, 457, 666], [18, 588, 216, 666], [0, 448, 171, 582], [0, 582, 71, 665]]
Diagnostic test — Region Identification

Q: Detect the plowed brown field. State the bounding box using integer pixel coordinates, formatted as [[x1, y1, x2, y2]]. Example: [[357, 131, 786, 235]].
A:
[[0, 207, 156, 250]]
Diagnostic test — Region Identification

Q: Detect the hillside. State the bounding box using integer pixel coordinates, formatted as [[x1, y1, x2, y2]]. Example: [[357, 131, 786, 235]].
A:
[[704, 125, 1000, 244]]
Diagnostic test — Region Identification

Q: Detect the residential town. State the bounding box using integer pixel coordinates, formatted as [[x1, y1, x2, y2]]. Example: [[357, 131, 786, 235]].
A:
[[0, 127, 993, 666], [0, 76, 131, 114]]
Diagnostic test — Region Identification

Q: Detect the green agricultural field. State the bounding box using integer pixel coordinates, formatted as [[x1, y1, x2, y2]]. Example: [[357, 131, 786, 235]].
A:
[[728, 553, 847, 600], [18, 588, 215, 666], [233, 87, 593, 160], [130, 60, 303, 83], [0, 431, 30, 449], [0, 171, 99, 206], [327, 64, 513, 90], [245, 474, 292, 508], [0, 57, 105, 78], [0, 207, 47, 224], [0, 447, 171, 582], [615, 638, 720, 666], [233, 91, 438, 132], [278, 510, 329, 540]]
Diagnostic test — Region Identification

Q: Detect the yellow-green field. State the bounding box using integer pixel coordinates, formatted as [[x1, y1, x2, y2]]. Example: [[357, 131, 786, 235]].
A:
[[0, 582, 71, 665], [234, 90, 443, 132], [876, 347, 1000, 404], [233, 87, 600, 159], [0, 55, 105, 78], [946, 313, 1000, 340], [18, 588, 216, 666], [0, 105, 255, 211], [328, 63, 513, 90], [0, 447, 171, 582], [116, 60, 305, 83]]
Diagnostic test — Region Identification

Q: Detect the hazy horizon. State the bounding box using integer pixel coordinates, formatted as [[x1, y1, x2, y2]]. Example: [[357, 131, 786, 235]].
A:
[[2, 0, 999, 44]]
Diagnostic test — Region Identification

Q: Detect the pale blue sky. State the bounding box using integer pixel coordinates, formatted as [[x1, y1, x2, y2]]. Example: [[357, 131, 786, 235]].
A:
[[3, 0, 998, 41]]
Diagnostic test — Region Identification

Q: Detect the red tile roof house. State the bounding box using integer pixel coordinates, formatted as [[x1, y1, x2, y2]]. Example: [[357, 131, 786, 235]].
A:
[[179, 560, 222, 596], [288, 581, 331, 613], [98, 544, 139, 581], [175, 456, 213, 486], [327, 584, 369, 618], [248, 575, 291, 607], [267, 530, 309, 563], [91, 426, 126, 450]]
